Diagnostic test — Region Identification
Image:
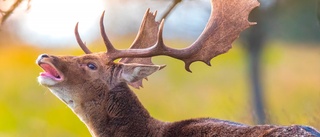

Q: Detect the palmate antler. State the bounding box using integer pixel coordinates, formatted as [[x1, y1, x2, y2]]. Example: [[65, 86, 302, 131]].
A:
[[75, 0, 259, 87]]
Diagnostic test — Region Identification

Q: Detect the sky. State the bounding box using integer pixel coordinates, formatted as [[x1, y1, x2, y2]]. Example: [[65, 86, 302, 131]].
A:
[[1, 0, 211, 48]]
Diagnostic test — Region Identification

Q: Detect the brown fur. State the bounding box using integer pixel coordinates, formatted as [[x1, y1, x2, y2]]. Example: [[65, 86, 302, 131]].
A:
[[37, 54, 320, 137], [36, 0, 320, 136]]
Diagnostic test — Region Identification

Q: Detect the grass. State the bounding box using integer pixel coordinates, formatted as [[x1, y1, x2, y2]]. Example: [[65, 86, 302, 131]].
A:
[[0, 41, 319, 136]]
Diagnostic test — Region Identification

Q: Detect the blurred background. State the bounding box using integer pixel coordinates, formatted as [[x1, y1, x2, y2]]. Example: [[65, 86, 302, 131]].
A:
[[0, 0, 319, 136]]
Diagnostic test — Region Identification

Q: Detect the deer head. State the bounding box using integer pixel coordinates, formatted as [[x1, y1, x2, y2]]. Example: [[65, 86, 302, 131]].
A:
[[37, 0, 260, 136]]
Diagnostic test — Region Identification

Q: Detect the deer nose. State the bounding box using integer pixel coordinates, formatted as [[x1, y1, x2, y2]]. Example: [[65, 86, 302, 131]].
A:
[[40, 54, 49, 58], [36, 54, 50, 64]]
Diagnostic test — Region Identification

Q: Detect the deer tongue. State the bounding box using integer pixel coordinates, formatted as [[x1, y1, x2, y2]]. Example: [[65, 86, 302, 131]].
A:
[[39, 63, 61, 80]]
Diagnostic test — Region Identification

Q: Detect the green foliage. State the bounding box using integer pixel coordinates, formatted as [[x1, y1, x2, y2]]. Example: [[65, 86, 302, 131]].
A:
[[0, 41, 319, 136], [268, 0, 320, 42], [318, 0, 320, 25]]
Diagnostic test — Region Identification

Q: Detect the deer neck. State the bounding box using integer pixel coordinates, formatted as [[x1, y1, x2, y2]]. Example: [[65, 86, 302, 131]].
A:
[[75, 82, 157, 137]]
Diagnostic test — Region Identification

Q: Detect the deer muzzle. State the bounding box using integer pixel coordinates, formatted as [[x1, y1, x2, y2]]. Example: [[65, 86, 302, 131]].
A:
[[37, 54, 64, 86]]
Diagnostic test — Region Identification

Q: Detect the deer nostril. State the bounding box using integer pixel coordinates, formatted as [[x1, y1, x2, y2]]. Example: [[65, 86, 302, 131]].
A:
[[36, 54, 50, 64], [40, 54, 49, 58]]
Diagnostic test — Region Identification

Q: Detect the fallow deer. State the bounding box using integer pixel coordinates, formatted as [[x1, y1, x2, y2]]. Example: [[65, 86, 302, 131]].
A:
[[37, 0, 320, 136]]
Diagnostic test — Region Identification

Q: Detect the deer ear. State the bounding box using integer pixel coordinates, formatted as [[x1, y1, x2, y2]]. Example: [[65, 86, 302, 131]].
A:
[[119, 63, 165, 83]]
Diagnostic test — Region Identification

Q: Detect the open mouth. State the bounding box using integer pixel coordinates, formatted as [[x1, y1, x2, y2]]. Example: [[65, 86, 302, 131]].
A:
[[38, 63, 63, 81]]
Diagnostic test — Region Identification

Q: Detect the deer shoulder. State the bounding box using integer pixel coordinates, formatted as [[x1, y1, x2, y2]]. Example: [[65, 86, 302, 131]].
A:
[[36, 0, 320, 136]]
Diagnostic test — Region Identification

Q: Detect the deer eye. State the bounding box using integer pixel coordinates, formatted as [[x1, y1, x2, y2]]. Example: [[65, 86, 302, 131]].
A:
[[87, 63, 97, 70]]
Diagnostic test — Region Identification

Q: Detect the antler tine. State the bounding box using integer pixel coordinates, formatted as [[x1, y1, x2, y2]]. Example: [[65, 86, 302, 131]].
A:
[[100, 11, 116, 53], [156, 19, 166, 48], [75, 22, 92, 54], [105, 9, 168, 61], [153, 19, 201, 72], [155, 21, 194, 72]]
